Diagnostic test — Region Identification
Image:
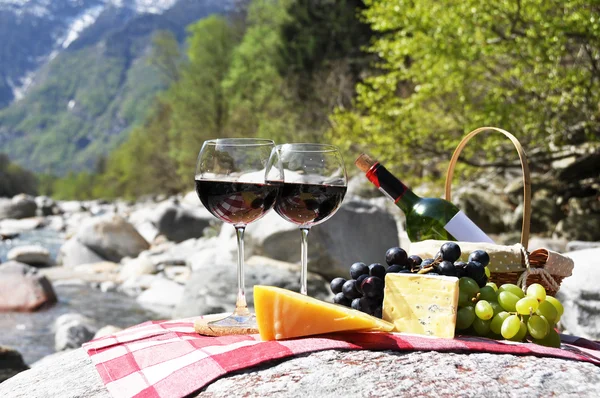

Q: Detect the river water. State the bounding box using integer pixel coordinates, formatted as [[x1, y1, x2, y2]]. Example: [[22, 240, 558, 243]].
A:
[[0, 228, 161, 365]]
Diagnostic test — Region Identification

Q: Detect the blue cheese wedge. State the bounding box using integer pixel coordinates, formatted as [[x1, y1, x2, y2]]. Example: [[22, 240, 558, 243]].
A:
[[383, 273, 459, 338]]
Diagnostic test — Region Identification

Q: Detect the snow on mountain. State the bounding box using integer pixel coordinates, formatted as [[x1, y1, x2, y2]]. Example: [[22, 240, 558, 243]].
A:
[[0, 0, 187, 102], [60, 5, 104, 48]]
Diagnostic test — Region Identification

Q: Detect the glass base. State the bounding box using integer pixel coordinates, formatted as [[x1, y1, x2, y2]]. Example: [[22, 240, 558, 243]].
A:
[[195, 312, 258, 336], [209, 312, 257, 328]]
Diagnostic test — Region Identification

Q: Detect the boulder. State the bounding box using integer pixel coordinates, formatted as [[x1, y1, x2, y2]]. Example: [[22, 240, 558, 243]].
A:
[[527, 236, 568, 253], [93, 325, 123, 340], [136, 277, 185, 316], [0, 217, 45, 232], [118, 274, 159, 297], [99, 281, 118, 293], [186, 230, 241, 272], [76, 215, 149, 262], [566, 241, 600, 252], [117, 256, 157, 282], [249, 198, 399, 279], [0, 194, 37, 220], [554, 214, 600, 242], [127, 205, 160, 243], [72, 261, 120, 275], [54, 313, 98, 352], [58, 201, 87, 214], [182, 190, 202, 207], [1, 348, 600, 397], [173, 256, 331, 318], [202, 350, 600, 397], [0, 261, 57, 312], [46, 215, 66, 232], [0, 346, 29, 383], [7, 245, 53, 267], [58, 238, 107, 268], [453, 188, 513, 234], [35, 196, 59, 216], [153, 200, 215, 243], [557, 248, 600, 340], [163, 265, 191, 284]]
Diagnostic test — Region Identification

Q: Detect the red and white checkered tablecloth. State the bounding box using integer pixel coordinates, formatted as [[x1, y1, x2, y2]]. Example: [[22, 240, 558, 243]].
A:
[[83, 316, 600, 398]]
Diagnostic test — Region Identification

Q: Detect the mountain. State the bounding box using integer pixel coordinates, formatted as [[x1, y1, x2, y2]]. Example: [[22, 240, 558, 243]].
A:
[[0, 0, 231, 174]]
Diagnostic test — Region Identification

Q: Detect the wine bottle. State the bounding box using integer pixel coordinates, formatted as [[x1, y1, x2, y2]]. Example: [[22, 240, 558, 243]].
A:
[[355, 154, 494, 243]]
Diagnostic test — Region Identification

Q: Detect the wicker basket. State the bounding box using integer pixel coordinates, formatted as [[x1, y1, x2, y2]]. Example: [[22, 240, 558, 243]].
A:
[[444, 127, 573, 296]]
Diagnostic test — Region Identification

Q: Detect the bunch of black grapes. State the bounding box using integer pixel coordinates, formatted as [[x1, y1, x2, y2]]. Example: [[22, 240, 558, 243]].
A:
[[329, 242, 490, 318]]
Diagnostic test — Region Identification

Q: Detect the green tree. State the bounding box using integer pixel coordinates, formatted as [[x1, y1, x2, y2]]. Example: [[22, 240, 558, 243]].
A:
[[166, 15, 238, 182], [330, 0, 600, 180], [223, 0, 296, 142], [149, 30, 182, 84], [97, 100, 181, 199], [0, 154, 38, 197]]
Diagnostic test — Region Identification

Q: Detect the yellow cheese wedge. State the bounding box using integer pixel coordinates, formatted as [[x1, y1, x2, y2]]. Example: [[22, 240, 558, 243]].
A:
[[254, 285, 394, 341], [383, 273, 459, 338]]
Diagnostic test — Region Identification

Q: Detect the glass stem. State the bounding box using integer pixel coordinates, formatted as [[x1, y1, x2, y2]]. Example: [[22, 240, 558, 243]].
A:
[[234, 226, 250, 317], [300, 227, 310, 295]]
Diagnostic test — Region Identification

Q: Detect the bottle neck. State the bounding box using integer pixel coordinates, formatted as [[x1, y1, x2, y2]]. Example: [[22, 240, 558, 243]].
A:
[[365, 163, 420, 213]]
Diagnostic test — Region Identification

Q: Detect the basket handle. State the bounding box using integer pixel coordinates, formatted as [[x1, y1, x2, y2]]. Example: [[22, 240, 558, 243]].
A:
[[444, 127, 532, 249]]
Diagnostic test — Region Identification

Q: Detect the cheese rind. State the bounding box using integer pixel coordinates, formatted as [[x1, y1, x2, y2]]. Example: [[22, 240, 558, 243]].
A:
[[383, 273, 459, 338], [254, 285, 394, 341]]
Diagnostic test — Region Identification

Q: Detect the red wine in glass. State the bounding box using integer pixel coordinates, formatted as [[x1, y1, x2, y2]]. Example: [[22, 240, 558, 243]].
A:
[[195, 180, 279, 225], [275, 182, 347, 227]]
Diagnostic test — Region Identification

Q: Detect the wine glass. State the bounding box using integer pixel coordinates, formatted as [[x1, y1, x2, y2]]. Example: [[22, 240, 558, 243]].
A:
[[266, 144, 347, 295], [195, 138, 280, 330]]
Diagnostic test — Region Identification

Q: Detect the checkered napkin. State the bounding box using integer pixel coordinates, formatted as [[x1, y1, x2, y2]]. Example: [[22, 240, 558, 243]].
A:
[[83, 316, 600, 398]]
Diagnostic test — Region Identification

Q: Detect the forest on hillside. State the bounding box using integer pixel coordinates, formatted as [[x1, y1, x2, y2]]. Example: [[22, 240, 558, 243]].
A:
[[2, 0, 599, 201]]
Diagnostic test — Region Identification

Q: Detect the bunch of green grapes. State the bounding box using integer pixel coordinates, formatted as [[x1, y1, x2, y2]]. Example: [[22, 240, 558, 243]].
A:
[[456, 280, 564, 348]]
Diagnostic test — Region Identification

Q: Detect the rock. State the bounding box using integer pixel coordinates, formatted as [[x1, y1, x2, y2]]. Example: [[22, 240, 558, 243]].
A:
[[153, 200, 215, 243], [76, 215, 149, 262], [249, 198, 399, 279], [527, 236, 568, 253], [118, 274, 159, 297], [54, 313, 97, 352], [0, 346, 29, 383], [127, 205, 160, 243], [58, 201, 87, 214], [45, 215, 66, 231], [99, 281, 117, 293], [554, 213, 600, 242], [0, 349, 109, 397], [136, 278, 185, 315], [163, 265, 191, 284], [7, 245, 53, 267], [182, 190, 202, 206], [0, 261, 57, 312], [345, 174, 380, 198], [73, 261, 120, 275], [557, 248, 600, 340], [566, 241, 600, 252], [0, 217, 45, 232], [93, 325, 123, 339], [35, 196, 59, 216], [186, 230, 241, 271], [453, 188, 513, 234], [117, 256, 157, 282], [0, 194, 37, 220], [201, 350, 600, 397], [174, 256, 331, 318], [30, 350, 72, 368], [2, 348, 600, 398], [58, 238, 107, 268]]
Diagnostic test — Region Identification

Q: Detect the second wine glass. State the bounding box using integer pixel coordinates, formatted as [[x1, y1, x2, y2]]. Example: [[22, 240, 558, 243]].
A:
[[267, 144, 347, 295]]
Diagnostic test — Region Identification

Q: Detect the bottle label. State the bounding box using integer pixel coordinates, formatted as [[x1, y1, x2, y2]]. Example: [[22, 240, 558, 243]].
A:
[[444, 211, 495, 243]]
